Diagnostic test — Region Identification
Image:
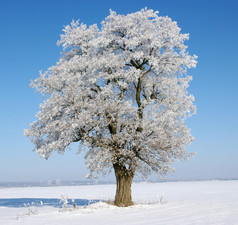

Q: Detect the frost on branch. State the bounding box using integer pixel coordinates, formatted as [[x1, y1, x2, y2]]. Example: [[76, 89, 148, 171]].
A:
[[25, 8, 197, 179]]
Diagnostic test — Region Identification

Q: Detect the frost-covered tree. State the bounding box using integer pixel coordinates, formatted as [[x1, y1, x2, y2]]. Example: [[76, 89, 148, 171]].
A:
[[25, 8, 197, 206]]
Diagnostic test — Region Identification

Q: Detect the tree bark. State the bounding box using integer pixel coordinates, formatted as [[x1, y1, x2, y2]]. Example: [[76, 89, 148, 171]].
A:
[[113, 163, 134, 207]]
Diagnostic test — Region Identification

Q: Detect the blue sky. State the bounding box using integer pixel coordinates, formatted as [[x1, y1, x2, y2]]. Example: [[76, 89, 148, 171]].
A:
[[0, 0, 237, 182]]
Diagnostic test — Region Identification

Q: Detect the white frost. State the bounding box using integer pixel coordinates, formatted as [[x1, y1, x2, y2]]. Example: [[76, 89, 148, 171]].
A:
[[25, 8, 197, 178]]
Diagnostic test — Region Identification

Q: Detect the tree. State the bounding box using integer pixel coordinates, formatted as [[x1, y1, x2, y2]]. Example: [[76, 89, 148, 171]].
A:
[[25, 8, 197, 207]]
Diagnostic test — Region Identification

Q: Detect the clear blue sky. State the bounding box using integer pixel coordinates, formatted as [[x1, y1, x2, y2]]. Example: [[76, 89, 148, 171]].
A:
[[0, 0, 237, 182]]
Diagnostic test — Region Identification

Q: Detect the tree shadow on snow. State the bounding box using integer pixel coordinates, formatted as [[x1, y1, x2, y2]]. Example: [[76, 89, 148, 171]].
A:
[[0, 198, 103, 208]]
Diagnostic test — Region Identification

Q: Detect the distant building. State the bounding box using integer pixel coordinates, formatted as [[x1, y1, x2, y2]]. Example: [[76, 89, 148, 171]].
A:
[[56, 179, 61, 185]]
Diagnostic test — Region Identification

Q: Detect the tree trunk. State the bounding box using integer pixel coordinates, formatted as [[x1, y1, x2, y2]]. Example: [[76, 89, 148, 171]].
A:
[[113, 163, 134, 207]]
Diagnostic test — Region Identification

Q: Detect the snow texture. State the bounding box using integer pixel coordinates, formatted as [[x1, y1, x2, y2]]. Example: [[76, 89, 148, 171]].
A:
[[0, 180, 238, 225]]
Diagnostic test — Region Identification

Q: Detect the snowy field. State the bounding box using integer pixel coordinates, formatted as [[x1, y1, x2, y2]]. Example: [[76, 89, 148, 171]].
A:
[[0, 180, 238, 225]]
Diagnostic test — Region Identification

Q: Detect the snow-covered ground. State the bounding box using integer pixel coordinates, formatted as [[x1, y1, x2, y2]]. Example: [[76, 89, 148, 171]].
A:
[[0, 180, 238, 225]]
